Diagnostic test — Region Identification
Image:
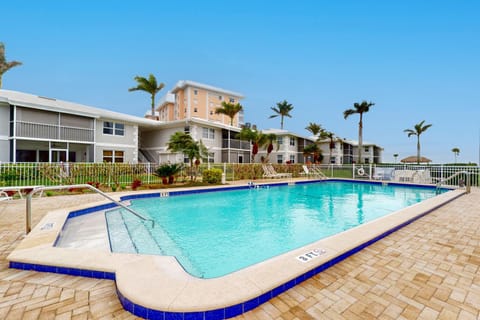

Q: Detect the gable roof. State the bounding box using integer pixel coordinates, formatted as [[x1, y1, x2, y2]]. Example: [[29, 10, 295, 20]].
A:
[[0, 89, 160, 127]]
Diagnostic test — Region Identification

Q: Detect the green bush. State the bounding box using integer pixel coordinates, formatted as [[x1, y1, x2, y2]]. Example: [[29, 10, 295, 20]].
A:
[[202, 168, 223, 184]]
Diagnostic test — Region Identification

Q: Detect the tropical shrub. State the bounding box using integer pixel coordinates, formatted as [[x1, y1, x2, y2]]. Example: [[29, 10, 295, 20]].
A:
[[155, 163, 184, 184], [202, 168, 223, 184]]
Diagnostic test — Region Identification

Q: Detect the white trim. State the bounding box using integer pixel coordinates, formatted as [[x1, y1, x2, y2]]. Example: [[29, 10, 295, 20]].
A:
[[0, 89, 160, 127], [96, 142, 136, 148], [170, 80, 244, 98], [0, 135, 8, 140], [12, 137, 93, 144]]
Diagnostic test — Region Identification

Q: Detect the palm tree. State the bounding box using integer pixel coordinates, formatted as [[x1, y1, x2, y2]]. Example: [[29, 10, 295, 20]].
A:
[[270, 100, 293, 130], [239, 127, 268, 162], [128, 74, 165, 117], [215, 101, 243, 126], [305, 122, 323, 137], [303, 143, 320, 164], [167, 132, 208, 180], [264, 133, 278, 163], [404, 120, 432, 164], [451, 147, 460, 163], [215, 101, 243, 163], [326, 131, 336, 164], [343, 101, 375, 164], [0, 42, 22, 89]]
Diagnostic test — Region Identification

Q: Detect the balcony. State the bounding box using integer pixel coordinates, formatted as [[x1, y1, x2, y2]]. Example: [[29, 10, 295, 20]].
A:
[[15, 121, 94, 142], [222, 139, 251, 150]]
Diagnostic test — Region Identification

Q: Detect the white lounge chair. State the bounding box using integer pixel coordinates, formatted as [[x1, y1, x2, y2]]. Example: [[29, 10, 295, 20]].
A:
[[0, 191, 13, 202], [373, 167, 395, 181], [262, 164, 292, 179]]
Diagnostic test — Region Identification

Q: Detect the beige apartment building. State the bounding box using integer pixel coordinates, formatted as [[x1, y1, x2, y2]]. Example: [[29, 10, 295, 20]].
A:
[[157, 80, 245, 126]]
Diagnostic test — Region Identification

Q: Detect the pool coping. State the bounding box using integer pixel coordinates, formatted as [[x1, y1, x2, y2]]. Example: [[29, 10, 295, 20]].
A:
[[7, 179, 464, 319]]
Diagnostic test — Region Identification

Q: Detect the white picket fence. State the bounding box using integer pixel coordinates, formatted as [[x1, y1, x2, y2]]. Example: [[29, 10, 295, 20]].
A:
[[0, 162, 478, 188]]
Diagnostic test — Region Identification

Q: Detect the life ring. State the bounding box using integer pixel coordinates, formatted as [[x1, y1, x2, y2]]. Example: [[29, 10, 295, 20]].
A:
[[357, 167, 365, 176]]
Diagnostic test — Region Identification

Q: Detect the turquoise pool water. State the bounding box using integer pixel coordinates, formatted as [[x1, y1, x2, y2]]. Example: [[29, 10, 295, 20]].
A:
[[106, 181, 443, 278]]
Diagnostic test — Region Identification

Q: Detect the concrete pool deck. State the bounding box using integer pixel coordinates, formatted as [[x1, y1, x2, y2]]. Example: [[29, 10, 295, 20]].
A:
[[1, 181, 479, 319]]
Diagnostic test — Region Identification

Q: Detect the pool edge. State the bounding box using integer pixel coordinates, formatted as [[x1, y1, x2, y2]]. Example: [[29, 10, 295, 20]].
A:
[[7, 181, 464, 319]]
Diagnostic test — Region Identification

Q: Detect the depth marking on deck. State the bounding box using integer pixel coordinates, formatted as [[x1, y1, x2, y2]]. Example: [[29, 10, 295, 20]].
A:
[[296, 248, 326, 262]]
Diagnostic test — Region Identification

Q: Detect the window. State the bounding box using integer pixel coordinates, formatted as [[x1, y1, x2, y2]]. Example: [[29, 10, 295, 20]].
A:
[[194, 107, 198, 113], [202, 127, 215, 139], [115, 123, 124, 136], [103, 122, 124, 136], [289, 155, 295, 163], [194, 89, 198, 95], [277, 154, 283, 164], [218, 95, 223, 101], [290, 137, 296, 146], [277, 137, 283, 145], [103, 122, 113, 135], [330, 156, 336, 164], [184, 126, 190, 134], [365, 158, 370, 164], [103, 150, 124, 163], [208, 152, 215, 163], [364, 146, 369, 152], [229, 97, 235, 103]]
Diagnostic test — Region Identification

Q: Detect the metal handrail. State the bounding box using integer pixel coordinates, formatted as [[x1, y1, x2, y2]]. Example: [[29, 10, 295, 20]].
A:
[[26, 184, 154, 234], [436, 171, 471, 194]]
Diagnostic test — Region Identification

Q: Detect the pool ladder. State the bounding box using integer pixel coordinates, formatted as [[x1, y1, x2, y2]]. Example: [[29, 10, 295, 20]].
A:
[[435, 171, 471, 194], [25, 184, 154, 234]]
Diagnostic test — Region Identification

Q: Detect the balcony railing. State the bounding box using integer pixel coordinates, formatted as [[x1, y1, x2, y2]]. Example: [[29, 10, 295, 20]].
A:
[[15, 121, 94, 142], [222, 139, 251, 150]]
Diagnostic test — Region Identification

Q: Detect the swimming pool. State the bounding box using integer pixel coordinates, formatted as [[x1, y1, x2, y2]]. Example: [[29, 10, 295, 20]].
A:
[[105, 181, 443, 278], [8, 179, 463, 320]]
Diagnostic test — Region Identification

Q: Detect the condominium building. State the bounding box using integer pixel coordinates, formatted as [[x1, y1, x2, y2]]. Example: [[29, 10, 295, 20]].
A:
[[315, 137, 383, 164], [157, 80, 245, 126], [0, 84, 383, 164], [258, 129, 314, 164], [0, 90, 159, 163]]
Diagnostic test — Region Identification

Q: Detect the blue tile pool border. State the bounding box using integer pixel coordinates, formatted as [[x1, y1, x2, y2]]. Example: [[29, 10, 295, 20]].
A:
[[9, 180, 460, 319]]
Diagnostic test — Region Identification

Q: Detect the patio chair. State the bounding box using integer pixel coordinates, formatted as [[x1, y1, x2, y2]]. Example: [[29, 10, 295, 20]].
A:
[[0, 191, 13, 203], [373, 167, 395, 181], [262, 164, 292, 179]]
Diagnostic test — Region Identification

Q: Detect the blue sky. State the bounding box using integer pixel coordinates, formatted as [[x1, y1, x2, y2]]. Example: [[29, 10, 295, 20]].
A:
[[2, 0, 479, 163]]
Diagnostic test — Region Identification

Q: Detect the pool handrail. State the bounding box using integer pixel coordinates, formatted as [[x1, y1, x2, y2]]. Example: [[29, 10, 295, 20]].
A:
[[25, 184, 154, 234], [435, 170, 471, 194]]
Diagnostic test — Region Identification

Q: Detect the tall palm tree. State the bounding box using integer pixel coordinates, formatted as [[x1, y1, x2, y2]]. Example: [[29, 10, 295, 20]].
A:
[[343, 101, 375, 164], [0, 42, 22, 89], [404, 120, 432, 164], [128, 74, 165, 117], [270, 100, 293, 130], [215, 101, 243, 126], [215, 101, 244, 163], [326, 131, 336, 164], [305, 122, 323, 137], [451, 147, 460, 163]]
